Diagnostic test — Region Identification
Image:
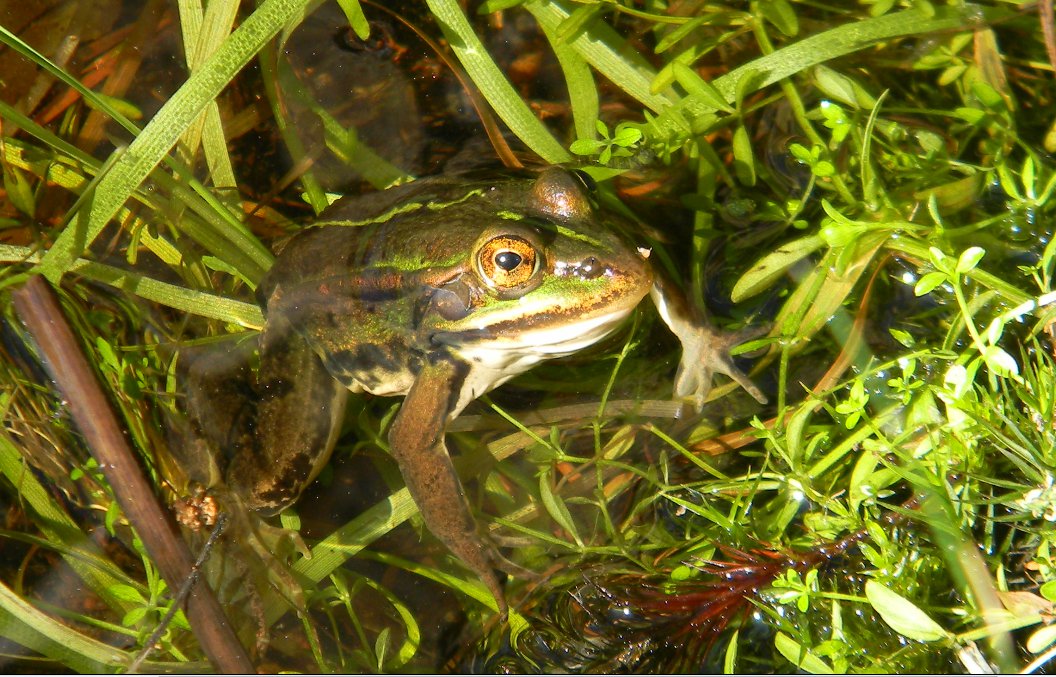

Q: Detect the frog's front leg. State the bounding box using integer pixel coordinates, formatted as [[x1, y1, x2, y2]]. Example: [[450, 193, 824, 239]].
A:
[[649, 276, 768, 410], [387, 357, 508, 618]]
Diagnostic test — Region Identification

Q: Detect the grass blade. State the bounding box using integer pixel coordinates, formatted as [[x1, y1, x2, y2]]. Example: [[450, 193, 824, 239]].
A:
[[37, 0, 313, 283], [0, 245, 263, 327], [427, 0, 570, 163], [526, 0, 676, 115]]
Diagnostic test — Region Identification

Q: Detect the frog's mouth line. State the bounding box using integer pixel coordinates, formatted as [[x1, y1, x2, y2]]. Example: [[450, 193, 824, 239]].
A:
[[440, 304, 638, 371]]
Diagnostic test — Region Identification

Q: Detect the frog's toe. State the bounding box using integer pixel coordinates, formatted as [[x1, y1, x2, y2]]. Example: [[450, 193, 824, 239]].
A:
[[675, 324, 769, 410]]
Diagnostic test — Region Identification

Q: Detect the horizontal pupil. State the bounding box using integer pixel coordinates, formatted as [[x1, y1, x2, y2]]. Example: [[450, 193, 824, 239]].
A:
[[495, 251, 523, 271]]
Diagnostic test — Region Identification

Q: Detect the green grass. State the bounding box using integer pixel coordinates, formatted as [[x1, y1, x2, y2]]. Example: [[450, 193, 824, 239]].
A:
[[2, 0, 1056, 672]]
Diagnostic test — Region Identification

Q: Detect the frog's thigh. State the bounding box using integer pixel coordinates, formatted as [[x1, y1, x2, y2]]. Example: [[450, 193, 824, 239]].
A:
[[388, 358, 507, 616], [228, 316, 348, 514]]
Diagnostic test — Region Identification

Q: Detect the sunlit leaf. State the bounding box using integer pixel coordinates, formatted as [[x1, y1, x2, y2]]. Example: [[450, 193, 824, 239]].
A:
[[731, 234, 825, 302], [865, 580, 949, 642], [539, 469, 582, 546], [914, 271, 947, 296], [1027, 625, 1056, 654], [672, 62, 733, 112], [955, 246, 985, 274], [732, 125, 756, 186], [335, 0, 370, 40], [758, 0, 799, 36], [774, 632, 834, 674]]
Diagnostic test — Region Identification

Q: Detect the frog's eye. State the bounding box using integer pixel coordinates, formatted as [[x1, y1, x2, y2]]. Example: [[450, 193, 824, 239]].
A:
[[477, 235, 539, 290]]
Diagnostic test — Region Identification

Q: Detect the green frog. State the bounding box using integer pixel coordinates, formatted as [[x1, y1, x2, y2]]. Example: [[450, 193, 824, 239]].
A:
[[210, 167, 766, 618]]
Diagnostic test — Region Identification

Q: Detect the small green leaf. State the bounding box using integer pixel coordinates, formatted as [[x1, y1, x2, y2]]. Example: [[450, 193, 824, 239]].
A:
[[94, 337, 120, 371], [952, 107, 987, 124], [732, 125, 757, 186], [374, 627, 390, 669], [814, 65, 859, 108], [789, 142, 814, 163], [912, 174, 983, 213], [2, 166, 35, 217], [731, 234, 825, 301], [93, 92, 143, 121], [870, 0, 896, 15], [888, 328, 915, 348], [104, 501, 120, 536], [813, 160, 835, 177], [557, 3, 603, 42], [914, 271, 947, 296], [955, 246, 985, 274], [996, 163, 1023, 201], [971, 80, 1005, 110], [1027, 624, 1056, 654], [570, 138, 604, 155], [122, 606, 148, 627], [672, 62, 733, 112], [983, 345, 1019, 377], [938, 63, 968, 86], [477, 0, 524, 12], [539, 469, 582, 546], [655, 15, 708, 53], [735, 68, 766, 112], [774, 632, 834, 674], [784, 400, 814, 461], [1023, 156, 1037, 197], [335, 0, 370, 40], [865, 580, 950, 642], [723, 629, 739, 673], [849, 450, 880, 512], [108, 584, 147, 604], [670, 564, 693, 581], [820, 222, 866, 248], [612, 124, 642, 146], [758, 0, 799, 36], [280, 510, 302, 531]]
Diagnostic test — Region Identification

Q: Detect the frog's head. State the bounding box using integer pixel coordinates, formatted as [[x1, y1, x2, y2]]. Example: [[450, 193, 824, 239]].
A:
[[429, 168, 654, 366]]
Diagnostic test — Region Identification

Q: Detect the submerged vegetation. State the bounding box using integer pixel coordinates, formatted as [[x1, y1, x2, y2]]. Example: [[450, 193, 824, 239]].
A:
[[1, 0, 1056, 672]]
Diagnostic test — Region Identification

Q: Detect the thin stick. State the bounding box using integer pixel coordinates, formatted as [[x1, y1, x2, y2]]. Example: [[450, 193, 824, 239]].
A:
[[12, 275, 253, 673], [127, 513, 230, 674]]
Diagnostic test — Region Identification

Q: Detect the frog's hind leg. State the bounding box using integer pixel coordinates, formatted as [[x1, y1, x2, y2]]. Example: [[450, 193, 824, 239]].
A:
[[387, 357, 510, 619], [227, 314, 349, 514]]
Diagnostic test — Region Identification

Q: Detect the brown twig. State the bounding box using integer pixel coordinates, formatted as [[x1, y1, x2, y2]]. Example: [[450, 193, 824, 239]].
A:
[[127, 513, 230, 674], [11, 275, 254, 674], [1041, 0, 1056, 76]]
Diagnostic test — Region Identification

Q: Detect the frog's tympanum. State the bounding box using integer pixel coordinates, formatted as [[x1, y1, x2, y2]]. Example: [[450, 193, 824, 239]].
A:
[[218, 167, 766, 617]]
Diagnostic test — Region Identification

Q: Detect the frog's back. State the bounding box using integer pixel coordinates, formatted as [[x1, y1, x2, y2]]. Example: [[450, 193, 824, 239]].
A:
[[258, 172, 520, 297]]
